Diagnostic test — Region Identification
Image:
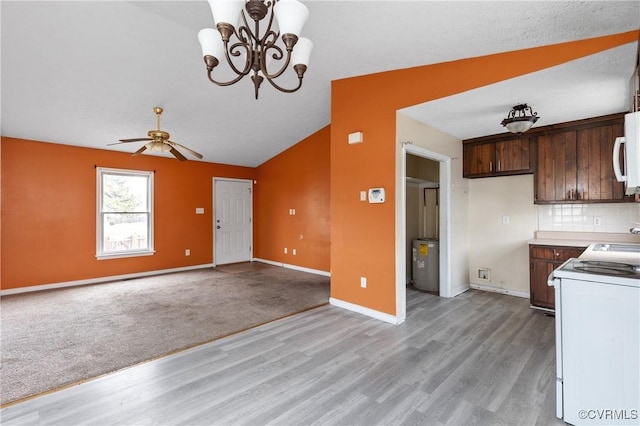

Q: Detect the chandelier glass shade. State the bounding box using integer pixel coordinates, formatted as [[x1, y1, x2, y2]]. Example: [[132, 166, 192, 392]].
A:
[[198, 0, 313, 99], [501, 103, 540, 134]]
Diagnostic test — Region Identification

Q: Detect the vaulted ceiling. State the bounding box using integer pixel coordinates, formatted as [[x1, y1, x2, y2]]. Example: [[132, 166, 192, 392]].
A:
[[2, 1, 639, 166]]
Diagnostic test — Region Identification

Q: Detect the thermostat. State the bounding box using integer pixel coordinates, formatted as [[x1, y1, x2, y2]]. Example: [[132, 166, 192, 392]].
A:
[[368, 188, 385, 203]]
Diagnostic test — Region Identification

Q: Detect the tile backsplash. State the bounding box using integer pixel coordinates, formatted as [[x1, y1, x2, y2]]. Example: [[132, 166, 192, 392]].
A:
[[537, 203, 640, 233]]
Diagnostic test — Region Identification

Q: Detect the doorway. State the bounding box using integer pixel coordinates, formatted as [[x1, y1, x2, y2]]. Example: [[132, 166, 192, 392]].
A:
[[213, 178, 253, 266], [406, 154, 440, 293], [395, 144, 452, 324]]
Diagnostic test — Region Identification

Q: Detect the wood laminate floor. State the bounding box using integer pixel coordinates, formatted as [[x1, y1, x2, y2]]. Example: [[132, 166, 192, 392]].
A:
[[0, 288, 563, 426]]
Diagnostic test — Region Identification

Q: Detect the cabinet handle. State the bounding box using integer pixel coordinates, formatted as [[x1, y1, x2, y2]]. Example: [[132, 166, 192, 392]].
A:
[[490, 161, 493, 172], [497, 160, 501, 171]]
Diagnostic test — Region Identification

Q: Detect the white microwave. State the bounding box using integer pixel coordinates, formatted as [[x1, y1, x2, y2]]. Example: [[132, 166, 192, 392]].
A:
[[613, 111, 640, 195]]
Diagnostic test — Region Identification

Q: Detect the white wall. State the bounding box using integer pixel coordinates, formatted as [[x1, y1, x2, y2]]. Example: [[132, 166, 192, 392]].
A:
[[397, 112, 470, 297], [467, 175, 639, 297], [468, 174, 537, 296]]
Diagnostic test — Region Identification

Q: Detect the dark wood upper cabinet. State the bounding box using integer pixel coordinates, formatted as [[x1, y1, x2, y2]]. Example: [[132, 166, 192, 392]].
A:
[[463, 143, 493, 177], [534, 114, 632, 203], [463, 135, 532, 178], [463, 112, 635, 203]]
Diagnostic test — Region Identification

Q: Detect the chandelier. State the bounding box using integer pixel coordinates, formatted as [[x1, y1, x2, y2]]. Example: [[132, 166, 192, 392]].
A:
[[501, 104, 540, 134], [198, 0, 313, 99]]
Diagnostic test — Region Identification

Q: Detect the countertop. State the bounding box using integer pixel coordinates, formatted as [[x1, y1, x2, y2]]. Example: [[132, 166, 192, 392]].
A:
[[528, 231, 640, 247]]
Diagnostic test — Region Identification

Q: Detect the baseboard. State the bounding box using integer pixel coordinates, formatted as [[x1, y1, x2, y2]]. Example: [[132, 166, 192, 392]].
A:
[[0, 264, 215, 296], [450, 285, 471, 297], [470, 283, 529, 299], [253, 258, 330, 277], [329, 297, 402, 325]]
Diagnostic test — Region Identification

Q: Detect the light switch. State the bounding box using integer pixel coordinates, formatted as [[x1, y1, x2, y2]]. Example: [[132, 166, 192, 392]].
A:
[[360, 191, 367, 201]]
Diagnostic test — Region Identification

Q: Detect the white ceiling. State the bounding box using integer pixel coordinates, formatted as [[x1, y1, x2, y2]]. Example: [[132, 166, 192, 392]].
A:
[[1, 1, 639, 167]]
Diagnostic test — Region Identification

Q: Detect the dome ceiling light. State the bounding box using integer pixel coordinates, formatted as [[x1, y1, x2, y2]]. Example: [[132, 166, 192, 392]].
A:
[[501, 103, 540, 134]]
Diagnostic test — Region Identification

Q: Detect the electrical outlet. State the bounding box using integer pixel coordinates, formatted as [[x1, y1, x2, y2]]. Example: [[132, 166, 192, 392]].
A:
[[360, 191, 367, 201], [185, 249, 190, 256], [293, 249, 297, 255], [360, 277, 367, 288], [502, 215, 510, 224], [594, 217, 602, 226], [284, 247, 287, 254]]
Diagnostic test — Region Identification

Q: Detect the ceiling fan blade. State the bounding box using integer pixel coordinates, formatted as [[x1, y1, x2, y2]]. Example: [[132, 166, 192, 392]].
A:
[[169, 147, 188, 161], [169, 141, 203, 159], [132, 146, 148, 156], [119, 138, 153, 143]]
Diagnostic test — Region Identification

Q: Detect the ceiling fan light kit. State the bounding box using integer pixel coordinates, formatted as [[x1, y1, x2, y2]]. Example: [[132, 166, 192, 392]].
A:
[[109, 107, 203, 161], [501, 103, 540, 134], [198, 0, 313, 99]]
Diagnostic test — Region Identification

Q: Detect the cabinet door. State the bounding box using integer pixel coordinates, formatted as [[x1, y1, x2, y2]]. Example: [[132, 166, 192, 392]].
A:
[[554, 247, 586, 260], [535, 131, 578, 203], [530, 260, 556, 310], [529, 245, 585, 310], [463, 143, 494, 177], [532, 246, 585, 261], [495, 136, 531, 173], [576, 122, 629, 202]]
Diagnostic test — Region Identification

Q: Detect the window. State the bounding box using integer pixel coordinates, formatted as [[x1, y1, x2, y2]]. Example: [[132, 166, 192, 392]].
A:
[[97, 167, 154, 259]]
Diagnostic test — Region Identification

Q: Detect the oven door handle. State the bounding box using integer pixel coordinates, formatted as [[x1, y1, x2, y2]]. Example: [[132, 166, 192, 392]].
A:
[[548, 271, 559, 287]]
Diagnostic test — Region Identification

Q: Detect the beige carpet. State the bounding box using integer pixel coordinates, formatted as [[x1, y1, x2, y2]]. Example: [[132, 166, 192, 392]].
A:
[[0, 263, 330, 406]]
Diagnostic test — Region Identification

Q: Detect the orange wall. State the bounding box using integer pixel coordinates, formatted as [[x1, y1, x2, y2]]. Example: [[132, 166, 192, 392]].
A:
[[1, 137, 255, 290], [254, 126, 330, 272], [330, 31, 639, 316]]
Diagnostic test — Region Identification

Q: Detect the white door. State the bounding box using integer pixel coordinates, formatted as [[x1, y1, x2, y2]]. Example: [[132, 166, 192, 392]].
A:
[[214, 179, 252, 265]]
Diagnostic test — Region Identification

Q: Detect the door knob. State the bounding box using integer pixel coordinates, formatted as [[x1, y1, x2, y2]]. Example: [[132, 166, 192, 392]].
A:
[[216, 225, 221, 229]]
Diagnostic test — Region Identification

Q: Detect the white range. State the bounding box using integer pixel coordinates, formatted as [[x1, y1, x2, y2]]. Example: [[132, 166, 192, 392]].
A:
[[549, 242, 640, 426]]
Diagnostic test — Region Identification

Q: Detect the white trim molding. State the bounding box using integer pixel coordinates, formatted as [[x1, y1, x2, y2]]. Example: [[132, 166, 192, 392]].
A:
[[0, 264, 214, 296], [470, 283, 529, 299], [450, 284, 471, 297], [329, 297, 404, 325], [253, 258, 330, 277]]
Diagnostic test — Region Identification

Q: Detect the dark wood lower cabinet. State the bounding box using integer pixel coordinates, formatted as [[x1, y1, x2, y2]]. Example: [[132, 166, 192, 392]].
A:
[[529, 245, 586, 311]]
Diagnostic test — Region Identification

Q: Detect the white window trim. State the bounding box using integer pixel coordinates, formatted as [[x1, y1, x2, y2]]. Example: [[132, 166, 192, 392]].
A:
[[96, 167, 155, 260]]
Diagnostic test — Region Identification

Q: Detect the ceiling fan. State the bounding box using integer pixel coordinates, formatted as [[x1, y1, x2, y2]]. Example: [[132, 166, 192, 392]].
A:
[[110, 107, 203, 161]]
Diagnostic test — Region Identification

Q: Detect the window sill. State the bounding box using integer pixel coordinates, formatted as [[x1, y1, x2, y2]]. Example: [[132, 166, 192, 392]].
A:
[[96, 250, 155, 260]]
